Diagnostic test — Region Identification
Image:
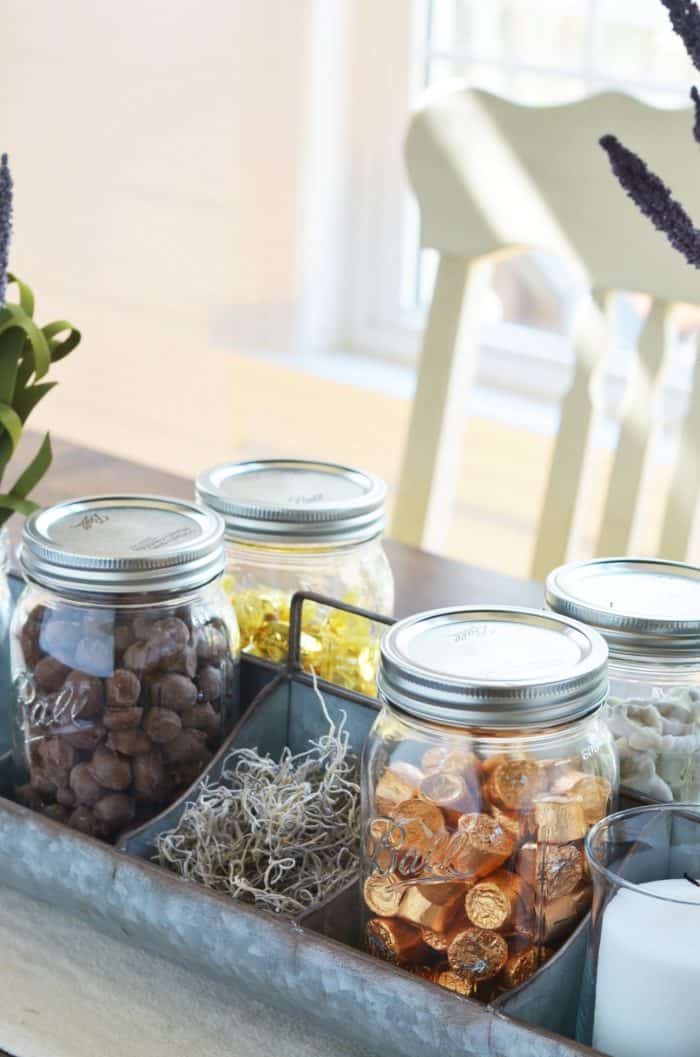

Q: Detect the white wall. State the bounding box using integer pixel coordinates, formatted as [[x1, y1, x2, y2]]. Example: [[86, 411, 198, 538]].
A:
[[0, 0, 318, 472]]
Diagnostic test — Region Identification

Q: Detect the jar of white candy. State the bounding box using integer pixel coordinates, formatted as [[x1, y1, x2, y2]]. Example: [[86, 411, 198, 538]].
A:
[[546, 559, 700, 802]]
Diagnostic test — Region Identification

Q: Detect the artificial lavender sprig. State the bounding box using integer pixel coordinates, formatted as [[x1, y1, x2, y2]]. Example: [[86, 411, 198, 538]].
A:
[[660, 0, 700, 71], [0, 154, 12, 309], [690, 85, 700, 144], [600, 134, 700, 268]]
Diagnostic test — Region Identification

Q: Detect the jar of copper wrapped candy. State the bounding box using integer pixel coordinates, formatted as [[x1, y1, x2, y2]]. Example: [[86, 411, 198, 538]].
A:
[[10, 495, 240, 842], [361, 606, 618, 1001], [196, 459, 394, 696]]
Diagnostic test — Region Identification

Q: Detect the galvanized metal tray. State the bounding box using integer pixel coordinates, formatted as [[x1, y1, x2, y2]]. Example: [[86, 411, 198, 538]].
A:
[[0, 590, 603, 1056]]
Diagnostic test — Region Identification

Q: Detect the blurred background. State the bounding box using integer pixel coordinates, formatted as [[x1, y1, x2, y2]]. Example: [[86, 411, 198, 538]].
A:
[[1, 0, 698, 578]]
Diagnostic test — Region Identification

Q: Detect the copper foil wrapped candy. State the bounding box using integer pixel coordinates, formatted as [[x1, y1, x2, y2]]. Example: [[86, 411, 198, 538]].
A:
[[362, 604, 616, 1001], [11, 495, 239, 844], [363, 750, 611, 1000]]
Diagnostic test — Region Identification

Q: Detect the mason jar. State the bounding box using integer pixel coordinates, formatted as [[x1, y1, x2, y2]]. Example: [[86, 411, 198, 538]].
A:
[[10, 495, 240, 842], [547, 558, 700, 803], [196, 459, 394, 696], [361, 606, 616, 1000]]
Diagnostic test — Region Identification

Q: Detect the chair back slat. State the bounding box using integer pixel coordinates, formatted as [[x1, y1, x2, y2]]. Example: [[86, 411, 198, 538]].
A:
[[392, 255, 491, 551], [531, 290, 610, 581], [659, 339, 700, 559], [393, 85, 700, 575], [595, 299, 673, 558]]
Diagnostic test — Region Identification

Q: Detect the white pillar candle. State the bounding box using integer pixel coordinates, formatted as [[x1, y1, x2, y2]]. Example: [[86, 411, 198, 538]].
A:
[[593, 878, 700, 1057]]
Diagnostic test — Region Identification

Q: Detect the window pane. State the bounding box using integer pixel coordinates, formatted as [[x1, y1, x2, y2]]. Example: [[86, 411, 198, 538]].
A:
[[414, 0, 694, 327], [428, 0, 589, 69], [593, 0, 695, 87]]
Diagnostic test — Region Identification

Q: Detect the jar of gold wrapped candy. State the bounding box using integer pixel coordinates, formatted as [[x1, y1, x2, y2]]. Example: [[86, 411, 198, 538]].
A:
[[10, 495, 240, 842], [362, 606, 617, 1000], [196, 459, 394, 696]]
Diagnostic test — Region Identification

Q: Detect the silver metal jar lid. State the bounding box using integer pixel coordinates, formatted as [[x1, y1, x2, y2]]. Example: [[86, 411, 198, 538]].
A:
[[195, 459, 387, 544], [21, 495, 226, 596], [378, 606, 608, 729], [546, 558, 700, 660]]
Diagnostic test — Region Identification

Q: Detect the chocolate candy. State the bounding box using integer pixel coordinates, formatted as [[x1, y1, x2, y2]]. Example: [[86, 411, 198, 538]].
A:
[[132, 750, 167, 799], [152, 673, 197, 713], [90, 746, 132, 791], [161, 728, 207, 765], [94, 793, 134, 831], [68, 805, 97, 835], [104, 707, 143, 731], [181, 702, 220, 737], [13, 599, 236, 842], [197, 665, 222, 702], [63, 670, 104, 720], [106, 729, 152, 756], [144, 707, 182, 744], [34, 656, 69, 693], [69, 762, 104, 806], [105, 669, 141, 709]]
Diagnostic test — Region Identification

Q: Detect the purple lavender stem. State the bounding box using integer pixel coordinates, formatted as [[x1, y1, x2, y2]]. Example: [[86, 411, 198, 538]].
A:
[[0, 155, 12, 309], [599, 133, 700, 269], [660, 0, 700, 72]]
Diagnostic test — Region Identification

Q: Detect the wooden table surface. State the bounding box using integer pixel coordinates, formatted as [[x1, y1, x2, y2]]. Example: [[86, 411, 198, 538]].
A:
[[7, 432, 543, 616]]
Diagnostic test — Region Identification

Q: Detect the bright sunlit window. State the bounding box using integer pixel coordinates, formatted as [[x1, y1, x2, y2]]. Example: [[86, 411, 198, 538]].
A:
[[408, 0, 696, 331]]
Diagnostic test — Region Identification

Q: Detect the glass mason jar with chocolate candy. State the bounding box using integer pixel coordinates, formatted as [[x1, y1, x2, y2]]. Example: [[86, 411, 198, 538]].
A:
[[196, 459, 394, 696], [10, 495, 240, 843], [546, 558, 700, 803], [361, 606, 617, 1001]]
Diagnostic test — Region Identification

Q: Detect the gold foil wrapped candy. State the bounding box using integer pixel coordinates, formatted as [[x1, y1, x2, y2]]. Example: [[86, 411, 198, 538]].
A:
[[223, 580, 381, 696]]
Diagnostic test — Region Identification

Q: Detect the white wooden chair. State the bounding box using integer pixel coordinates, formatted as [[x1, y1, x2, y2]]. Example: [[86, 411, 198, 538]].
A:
[[391, 86, 700, 580]]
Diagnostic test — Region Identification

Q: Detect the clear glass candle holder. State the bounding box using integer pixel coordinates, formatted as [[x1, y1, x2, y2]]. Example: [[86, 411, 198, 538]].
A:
[[578, 804, 700, 1057]]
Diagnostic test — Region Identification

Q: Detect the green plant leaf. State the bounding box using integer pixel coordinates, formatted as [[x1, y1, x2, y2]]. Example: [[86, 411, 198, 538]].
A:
[[42, 320, 81, 362], [0, 402, 23, 453], [0, 304, 50, 380], [6, 273, 35, 318], [0, 493, 38, 518], [11, 431, 52, 497], [0, 272, 80, 523], [0, 326, 22, 404], [0, 432, 53, 528], [14, 381, 57, 422]]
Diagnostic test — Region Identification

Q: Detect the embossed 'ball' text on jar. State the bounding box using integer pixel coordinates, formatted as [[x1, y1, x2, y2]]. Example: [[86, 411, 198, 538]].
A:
[[361, 606, 617, 1001], [196, 459, 394, 696], [10, 495, 240, 842], [546, 558, 700, 803]]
